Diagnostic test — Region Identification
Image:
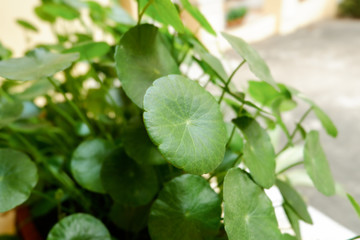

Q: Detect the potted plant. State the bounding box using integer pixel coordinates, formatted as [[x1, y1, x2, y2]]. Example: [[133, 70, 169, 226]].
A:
[[226, 6, 248, 28], [0, 0, 346, 239]]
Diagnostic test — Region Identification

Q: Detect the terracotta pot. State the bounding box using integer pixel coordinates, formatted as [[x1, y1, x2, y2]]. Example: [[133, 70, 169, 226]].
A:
[[226, 17, 244, 28], [16, 206, 43, 240]]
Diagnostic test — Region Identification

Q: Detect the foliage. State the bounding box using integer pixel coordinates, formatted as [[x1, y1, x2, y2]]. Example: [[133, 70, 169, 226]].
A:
[[226, 6, 248, 21], [338, 0, 360, 18], [0, 0, 342, 239]]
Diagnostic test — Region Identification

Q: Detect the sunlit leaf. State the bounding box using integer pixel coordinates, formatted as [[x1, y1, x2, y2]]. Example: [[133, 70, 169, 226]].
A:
[[143, 75, 227, 174], [347, 193, 360, 218], [63, 41, 110, 61], [16, 19, 38, 32], [223, 168, 283, 240], [0, 149, 38, 213], [0, 49, 79, 81], [233, 116, 276, 188], [148, 174, 221, 240], [71, 138, 113, 193], [313, 105, 338, 137], [304, 130, 335, 196], [222, 33, 278, 89], [40, 3, 80, 20], [115, 24, 180, 108], [47, 213, 111, 240]]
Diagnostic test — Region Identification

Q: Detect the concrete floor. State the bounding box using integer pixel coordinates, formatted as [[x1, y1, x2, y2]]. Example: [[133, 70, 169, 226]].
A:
[[225, 19, 360, 233]]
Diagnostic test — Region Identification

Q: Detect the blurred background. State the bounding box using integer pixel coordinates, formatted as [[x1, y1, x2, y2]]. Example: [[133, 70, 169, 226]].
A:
[[0, 0, 359, 236]]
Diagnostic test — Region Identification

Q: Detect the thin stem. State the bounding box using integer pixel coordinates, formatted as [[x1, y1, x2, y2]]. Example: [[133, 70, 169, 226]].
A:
[[46, 77, 94, 135], [276, 161, 303, 175], [276, 107, 313, 156], [218, 60, 246, 104], [348, 236, 360, 240], [137, 0, 154, 25]]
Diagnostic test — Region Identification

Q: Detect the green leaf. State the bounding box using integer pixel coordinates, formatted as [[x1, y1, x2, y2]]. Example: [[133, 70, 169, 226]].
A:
[[248, 80, 279, 106], [123, 117, 166, 165], [347, 193, 360, 218], [40, 3, 80, 20], [283, 203, 301, 239], [180, 0, 216, 35], [139, 0, 184, 33], [148, 174, 221, 240], [283, 233, 298, 240], [233, 116, 276, 188], [0, 149, 38, 213], [71, 138, 113, 193], [108, 5, 136, 26], [276, 179, 312, 224], [0, 98, 23, 128], [115, 24, 180, 108], [222, 33, 278, 89], [101, 149, 158, 206], [223, 168, 283, 240], [16, 19, 38, 32], [63, 41, 110, 61], [0, 42, 12, 60], [47, 213, 111, 240], [312, 105, 338, 137], [109, 203, 150, 233], [14, 79, 54, 100], [0, 49, 79, 81], [213, 150, 239, 174], [143, 75, 227, 174], [226, 123, 243, 154], [304, 130, 335, 196]]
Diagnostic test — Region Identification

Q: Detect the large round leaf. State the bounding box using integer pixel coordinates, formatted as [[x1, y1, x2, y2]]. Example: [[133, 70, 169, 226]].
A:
[[223, 168, 283, 240], [114, 24, 180, 108], [143, 75, 227, 175], [101, 149, 158, 206], [0, 49, 79, 81], [47, 213, 111, 240], [123, 117, 166, 165], [0, 149, 38, 213], [148, 174, 221, 240], [71, 138, 113, 193]]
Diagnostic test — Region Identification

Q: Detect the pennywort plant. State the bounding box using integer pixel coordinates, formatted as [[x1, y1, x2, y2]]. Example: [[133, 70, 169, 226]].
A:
[[0, 0, 340, 239]]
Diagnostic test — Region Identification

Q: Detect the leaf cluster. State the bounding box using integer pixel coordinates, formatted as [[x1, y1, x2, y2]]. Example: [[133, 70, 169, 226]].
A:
[[0, 0, 348, 239]]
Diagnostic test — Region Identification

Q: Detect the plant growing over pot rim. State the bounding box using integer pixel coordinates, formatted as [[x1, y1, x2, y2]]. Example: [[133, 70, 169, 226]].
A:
[[0, 0, 346, 239]]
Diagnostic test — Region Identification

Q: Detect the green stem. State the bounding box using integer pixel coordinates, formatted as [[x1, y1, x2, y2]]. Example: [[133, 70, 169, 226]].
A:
[[348, 236, 360, 240], [46, 77, 94, 135], [276, 107, 313, 156], [218, 60, 246, 104], [276, 161, 303, 175], [137, 0, 154, 25], [10, 129, 42, 162]]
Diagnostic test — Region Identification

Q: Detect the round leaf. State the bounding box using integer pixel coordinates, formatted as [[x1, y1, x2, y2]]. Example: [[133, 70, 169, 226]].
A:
[[0, 49, 79, 81], [148, 174, 221, 240], [114, 24, 180, 108], [123, 117, 166, 165], [101, 149, 158, 206], [0, 149, 38, 213], [223, 168, 283, 240], [143, 75, 227, 174], [47, 213, 111, 240], [71, 138, 113, 193]]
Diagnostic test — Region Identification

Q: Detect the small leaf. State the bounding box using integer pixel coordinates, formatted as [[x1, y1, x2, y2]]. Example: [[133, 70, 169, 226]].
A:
[[63, 41, 110, 61], [0, 98, 23, 128], [248, 80, 279, 106], [40, 3, 80, 20], [0, 49, 79, 81], [139, 0, 184, 33], [223, 168, 283, 240], [16, 19, 38, 32], [108, 5, 136, 26], [101, 149, 158, 206], [148, 174, 221, 240], [0, 149, 38, 213], [115, 24, 180, 108], [222, 33, 278, 89], [304, 130, 335, 196], [14, 79, 54, 100], [283, 203, 301, 239], [123, 117, 166, 165], [143, 75, 227, 175], [180, 0, 216, 35], [233, 116, 276, 188], [47, 213, 111, 240], [347, 193, 360, 218], [71, 138, 113, 193], [312, 105, 338, 137], [276, 179, 312, 224]]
